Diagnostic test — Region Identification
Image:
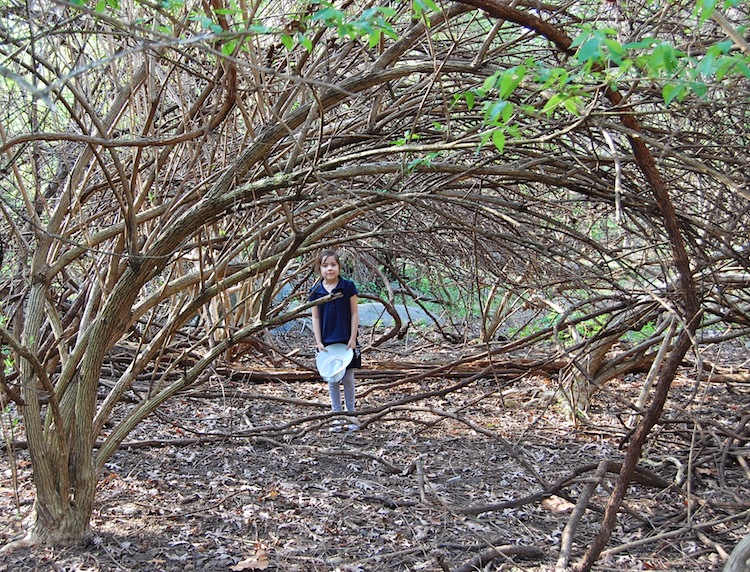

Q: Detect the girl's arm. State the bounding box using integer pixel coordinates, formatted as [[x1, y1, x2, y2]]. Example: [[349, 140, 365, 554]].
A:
[[348, 294, 359, 350], [311, 305, 326, 351]]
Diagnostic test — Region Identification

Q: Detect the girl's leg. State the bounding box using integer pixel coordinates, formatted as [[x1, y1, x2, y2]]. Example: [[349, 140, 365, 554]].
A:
[[328, 380, 342, 412], [342, 369, 356, 412]]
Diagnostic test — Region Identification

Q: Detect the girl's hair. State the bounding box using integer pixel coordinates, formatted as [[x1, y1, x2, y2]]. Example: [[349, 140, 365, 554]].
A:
[[315, 249, 340, 273]]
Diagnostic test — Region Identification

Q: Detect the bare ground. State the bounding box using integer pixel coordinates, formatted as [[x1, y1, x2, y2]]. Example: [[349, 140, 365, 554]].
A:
[[2, 332, 750, 572]]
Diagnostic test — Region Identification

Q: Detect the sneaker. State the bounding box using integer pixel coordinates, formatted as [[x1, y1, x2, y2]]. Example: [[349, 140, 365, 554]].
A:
[[329, 419, 345, 432]]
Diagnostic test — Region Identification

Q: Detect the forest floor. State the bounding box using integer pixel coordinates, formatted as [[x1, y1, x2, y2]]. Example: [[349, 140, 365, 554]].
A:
[[2, 327, 750, 572]]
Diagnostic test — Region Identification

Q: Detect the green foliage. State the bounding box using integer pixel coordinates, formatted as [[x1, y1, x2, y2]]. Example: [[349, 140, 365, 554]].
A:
[[160, 0, 185, 9], [456, 4, 750, 155], [310, 2, 398, 49], [69, 0, 119, 11], [407, 151, 443, 170], [692, 0, 741, 24], [2, 403, 19, 428], [281, 34, 295, 51], [412, 0, 440, 20], [482, 65, 527, 100], [541, 93, 583, 117], [458, 66, 526, 153], [190, 12, 224, 34], [623, 321, 657, 343], [508, 313, 662, 346], [392, 131, 421, 146], [505, 311, 555, 340], [1, 320, 12, 375], [66, 0, 399, 55], [570, 27, 626, 66], [570, 21, 750, 107]]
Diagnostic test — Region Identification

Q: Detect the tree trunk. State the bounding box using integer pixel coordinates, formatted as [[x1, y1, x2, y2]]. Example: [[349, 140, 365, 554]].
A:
[[28, 472, 96, 544], [725, 534, 750, 572], [18, 266, 99, 546]]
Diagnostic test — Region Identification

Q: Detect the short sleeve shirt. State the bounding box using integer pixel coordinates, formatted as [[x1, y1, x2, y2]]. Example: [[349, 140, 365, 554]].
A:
[[309, 278, 358, 346]]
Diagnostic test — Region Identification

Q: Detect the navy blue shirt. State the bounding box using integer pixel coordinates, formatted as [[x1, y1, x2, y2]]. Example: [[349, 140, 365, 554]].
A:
[[309, 278, 358, 346]]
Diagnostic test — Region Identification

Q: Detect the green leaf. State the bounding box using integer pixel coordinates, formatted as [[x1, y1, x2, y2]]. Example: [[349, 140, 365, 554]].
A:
[[650, 43, 683, 75], [563, 96, 580, 115], [482, 71, 501, 93], [300, 34, 313, 52], [498, 66, 526, 99], [623, 37, 657, 50], [407, 158, 425, 170], [569, 30, 591, 50], [479, 130, 492, 150], [714, 39, 734, 55], [662, 82, 685, 106], [465, 91, 475, 110], [695, 52, 718, 77], [577, 38, 601, 63], [694, 0, 718, 24], [715, 57, 734, 81], [367, 28, 381, 48], [542, 93, 565, 116], [312, 7, 343, 23], [381, 24, 399, 40], [281, 34, 294, 50], [247, 24, 270, 34], [492, 129, 506, 153], [689, 80, 708, 98], [413, 0, 440, 18], [539, 67, 569, 90], [485, 100, 510, 124], [391, 131, 420, 146], [501, 100, 514, 122], [604, 38, 625, 65], [221, 40, 238, 56]]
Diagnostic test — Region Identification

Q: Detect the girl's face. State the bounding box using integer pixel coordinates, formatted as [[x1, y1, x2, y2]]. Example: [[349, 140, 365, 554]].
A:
[[320, 256, 340, 281]]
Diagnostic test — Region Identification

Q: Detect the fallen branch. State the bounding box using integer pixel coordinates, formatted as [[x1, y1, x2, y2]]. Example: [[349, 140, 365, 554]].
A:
[[451, 544, 545, 572], [556, 460, 610, 570], [452, 460, 669, 515], [600, 507, 750, 561]]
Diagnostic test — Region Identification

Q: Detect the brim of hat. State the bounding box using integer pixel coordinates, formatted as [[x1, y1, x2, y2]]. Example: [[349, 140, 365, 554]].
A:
[[316, 344, 354, 381]]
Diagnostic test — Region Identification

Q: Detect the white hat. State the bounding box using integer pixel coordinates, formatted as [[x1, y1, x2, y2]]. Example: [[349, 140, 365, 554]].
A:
[[316, 343, 354, 383]]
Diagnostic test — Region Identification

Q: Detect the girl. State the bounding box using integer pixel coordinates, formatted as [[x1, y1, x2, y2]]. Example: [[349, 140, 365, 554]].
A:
[[309, 249, 360, 431]]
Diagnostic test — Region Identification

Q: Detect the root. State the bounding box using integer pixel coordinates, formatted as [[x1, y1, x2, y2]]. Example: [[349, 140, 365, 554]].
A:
[[0, 531, 40, 554]]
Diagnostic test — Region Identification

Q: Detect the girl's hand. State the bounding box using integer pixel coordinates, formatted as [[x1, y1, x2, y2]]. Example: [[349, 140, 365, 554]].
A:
[[316, 343, 327, 352], [347, 338, 357, 350]]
